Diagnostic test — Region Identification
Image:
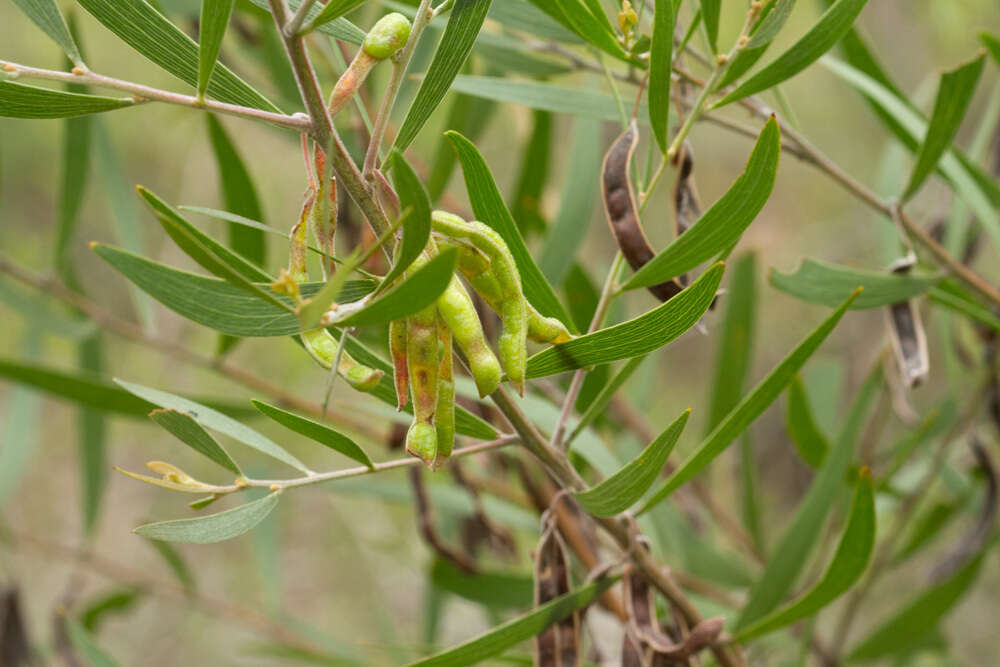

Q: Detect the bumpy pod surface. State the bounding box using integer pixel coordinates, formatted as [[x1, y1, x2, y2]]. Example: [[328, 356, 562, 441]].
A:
[[405, 298, 439, 465], [435, 274, 502, 397], [433, 316, 455, 468]]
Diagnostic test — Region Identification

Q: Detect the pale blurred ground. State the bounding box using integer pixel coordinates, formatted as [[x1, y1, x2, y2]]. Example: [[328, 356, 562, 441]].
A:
[[1, 1, 999, 665]]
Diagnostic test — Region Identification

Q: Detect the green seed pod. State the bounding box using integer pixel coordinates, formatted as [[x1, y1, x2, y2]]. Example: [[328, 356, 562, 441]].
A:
[[389, 318, 409, 410], [433, 316, 455, 469], [362, 13, 411, 60], [300, 328, 383, 392], [405, 302, 438, 465], [431, 211, 527, 394], [436, 274, 502, 397]]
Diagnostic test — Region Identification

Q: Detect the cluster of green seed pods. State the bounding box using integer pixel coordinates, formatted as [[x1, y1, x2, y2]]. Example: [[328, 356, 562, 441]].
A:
[[390, 210, 572, 468]]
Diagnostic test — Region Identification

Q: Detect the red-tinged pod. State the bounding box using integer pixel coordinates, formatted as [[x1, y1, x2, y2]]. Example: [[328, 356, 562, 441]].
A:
[[405, 301, 439, 466], [602, 120, 684, 302], [533, 513, 580, 667], [389, 318, 409, 410], [433, 316, 455, 469]]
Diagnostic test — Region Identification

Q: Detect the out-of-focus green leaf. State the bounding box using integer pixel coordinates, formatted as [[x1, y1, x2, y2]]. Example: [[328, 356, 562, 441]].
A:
[[640, 288, 860, 512], [407, 576, 618, 666], [0, 284, 94, 340], [54, 75, 93, 287], [0, 336, 42, 506], [562, 264, 599, 333], [308, 0, 367, 30], [0, 81, 133, 119], [430, 559, 533, 610], [77, 0, 279, 111], [12, 0, 83, 65], [251, 400, 374, 468], [146, 539, 197, 591], [527, 263, 723, 378], [79, 588, 143, 633], [488, 0, 579, 43], [847, 550, 987, 661], [929, 284, 1000, 331], [245, 0, 365, 43], [206, 115, 267, 266], [902, 53, 985, 200], [394, 0, 493, 150], [624, 117, 780, 289], [574, 409, 689, 516], [822, 57, 1000, 247], [149, 409, 242, 475], [198, 0, 236, 99], [701, 0, 720, 52], [135, 492, 280, 543], [786, 375, 829, 468], [770, 258, 941, 309], [982, 33, 1000, 65], [712, 0, 870, 108], [736, 365, 882, 630], [538, 116, 601, 286], [384, 150, 432, 288], [426, 92, 496, 202], [79, 334, 107, 535], [446, 131, 572, 326], [473, 33, 571, 77], [327, 248, 458, 327], [140, 187, 270, 282], [707, 252, 757, 432], [92, 244, 374, 337], [0, 358, 254, 417], [446, 75, 651, 123], [117, 381, 309, 473], [738, 469, 876, 640], [509, 110, 552, 236], [65, 616, 120, 667], [566, 355, 645, 447], [893, 501, 958, 565], [648, 0, 674, 153]]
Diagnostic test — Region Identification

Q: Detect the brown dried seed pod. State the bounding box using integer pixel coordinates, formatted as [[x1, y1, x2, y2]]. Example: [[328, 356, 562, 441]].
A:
[[885, 255, 929, 388], [602, 120, 684, 302], [533, 513, 580, 667]]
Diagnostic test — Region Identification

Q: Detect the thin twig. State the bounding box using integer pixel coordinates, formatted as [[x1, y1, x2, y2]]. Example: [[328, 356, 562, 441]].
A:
[[284, 0, 320, 38], [0, 60, 310, 131]]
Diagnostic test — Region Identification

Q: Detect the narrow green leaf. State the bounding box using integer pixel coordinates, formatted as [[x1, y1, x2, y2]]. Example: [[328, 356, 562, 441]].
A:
[[0, 284, 94, 340], [706, 252, 757, 432], [407, 576, 617, 666], [648, 0, 675, 153], [426, 92, 496, 202], [488, 0, 580, 43], [0, 81, 133, 119], [92, 244, 373, 337], [447, 75, 652, 123], [525, 0, 628, 62], [702, 0, 720, 52], [821, 57, 1000, 247], [929, 285, 1000, 332], [473, 33, 571, 77], [738, 469, 876, 640], [385, 150, 433, 288], [770, 258, 941, 309], [574, 409, 690, 516], [329, 248, 458, 327], [640, 288, 860, 512], [149, 409, 242, 475], [902, 54, 985, 200], [139, 186, 270, 282], [430, 559, 533, 610], [847, 550, 987, 661], [206, 115, 267, 266], [65, 617, 120, 667], [983, 33, 1000, 65], [198, 0, 235, 99], [77, 0, 279, 111], [736, 364, 882, 630], [394, 0, 493, 150], [446, 130, 572, 326], [78, 334, 107, 535], [0, 357, 254, 418], [716, 0, 794, 89], [527, 263, 724, 378], [508, 110, 553, 236], [0, 336, 43, 506], [624, 117, 780, 289], [786, 376, 829, 468], [296, 251, 358, 329], [251, 400, 374, 468], [146, 539, 197, 591], [12, 0, 83, 65], [566, 355, 645, 446], [78, 588, 143, 633], [308, 0, 366, 30], [117, 381, 309, 473], [712, 0, 870, 109], [135, 492, 279, 543], [538, 116, 601, 286], [55, 85, 93, 285], [245, 0, 365, 43]]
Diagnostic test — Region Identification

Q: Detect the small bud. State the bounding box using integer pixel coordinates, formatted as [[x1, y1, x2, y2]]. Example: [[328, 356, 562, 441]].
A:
[[132, 95, 145, 103], [2, 64, 16, 73], [362, 13, 411, 60], [716, 53, 728, 66], [738, 35, 749, 47], [617, 1, 638, 36], [271, 268, 300, 300], [269, 484, 280, 492], [71, 66, 86, 76], [235, 477, 248, 488]]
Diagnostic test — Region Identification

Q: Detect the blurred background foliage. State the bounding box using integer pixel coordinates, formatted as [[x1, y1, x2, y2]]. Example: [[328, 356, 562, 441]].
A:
[[1, 0, 999, 664]]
